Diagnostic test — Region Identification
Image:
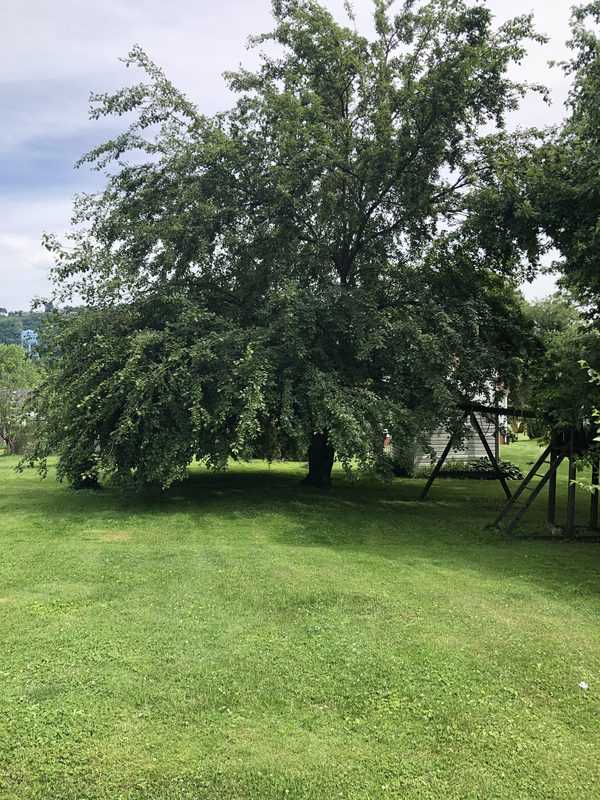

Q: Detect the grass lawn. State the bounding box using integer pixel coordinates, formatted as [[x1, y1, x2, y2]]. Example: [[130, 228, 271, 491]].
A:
[[0, 439, 599, 799]]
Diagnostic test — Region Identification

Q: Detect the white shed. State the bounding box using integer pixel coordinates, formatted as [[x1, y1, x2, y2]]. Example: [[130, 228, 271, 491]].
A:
[[414, 412, 499, 468]]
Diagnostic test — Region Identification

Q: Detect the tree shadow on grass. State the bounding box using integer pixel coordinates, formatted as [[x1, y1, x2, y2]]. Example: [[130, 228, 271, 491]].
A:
[[177, 469, 600, 600], [3, 461, 600, 598]]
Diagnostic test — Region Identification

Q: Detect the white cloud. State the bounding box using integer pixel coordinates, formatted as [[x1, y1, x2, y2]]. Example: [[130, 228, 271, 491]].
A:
[[0, 197, 72, 310], [0, 1, 573, 146], [0, 234, 52, 310]]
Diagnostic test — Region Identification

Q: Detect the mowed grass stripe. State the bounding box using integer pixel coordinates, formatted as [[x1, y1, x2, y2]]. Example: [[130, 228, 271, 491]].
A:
[[0, 442, 599, 799]]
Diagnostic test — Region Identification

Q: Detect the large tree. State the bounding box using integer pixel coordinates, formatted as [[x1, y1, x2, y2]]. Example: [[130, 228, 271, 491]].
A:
[[30, 0, 542, 488]]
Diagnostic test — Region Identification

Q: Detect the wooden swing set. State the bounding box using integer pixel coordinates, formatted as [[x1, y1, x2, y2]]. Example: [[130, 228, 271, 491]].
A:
[[420, 402, 600, 537]]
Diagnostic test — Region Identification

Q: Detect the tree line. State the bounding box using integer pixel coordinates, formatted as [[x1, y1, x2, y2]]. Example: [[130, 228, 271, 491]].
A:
[[0, 311, 50, 347]]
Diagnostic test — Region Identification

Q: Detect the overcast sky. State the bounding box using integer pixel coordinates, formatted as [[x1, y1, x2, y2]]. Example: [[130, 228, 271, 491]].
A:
[[0, 0, 574, 310]]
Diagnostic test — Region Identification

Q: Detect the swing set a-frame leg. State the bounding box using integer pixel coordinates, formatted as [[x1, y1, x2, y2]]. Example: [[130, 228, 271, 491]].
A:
[[420, 411, 469, 500], [469, 412, 512, 500]]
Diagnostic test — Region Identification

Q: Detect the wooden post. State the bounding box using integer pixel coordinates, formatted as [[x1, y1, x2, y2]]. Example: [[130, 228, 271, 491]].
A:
[[420, 412, 468, 500], [591, 458, 599, 531], [504, 454, 563, 536], [492, 443, 553, 528], [547, 449, 558, 528], [494, 414, 501, 463], [470, 412, 512, 500], [566, 429, 577, 537]]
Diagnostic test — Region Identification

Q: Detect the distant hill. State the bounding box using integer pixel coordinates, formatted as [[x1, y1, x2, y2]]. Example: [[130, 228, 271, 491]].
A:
[[0, 310, 51, 346]]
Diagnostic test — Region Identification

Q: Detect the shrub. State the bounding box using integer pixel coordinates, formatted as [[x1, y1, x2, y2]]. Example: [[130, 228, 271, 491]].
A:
[[416, 458, 524, 481]]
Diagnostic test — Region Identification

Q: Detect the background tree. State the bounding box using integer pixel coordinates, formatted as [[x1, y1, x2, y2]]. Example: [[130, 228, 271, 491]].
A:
[[516, 295, 599, 438], [514, 1, 600, 309], [0, 345, 40, 455], [529, 325, 600, 434], [524, 294, 581, 338], [0, 310, 49, 346], [496, 3, 600, 454], [511, 293, 582, 417], [30, 0, 543, 489]]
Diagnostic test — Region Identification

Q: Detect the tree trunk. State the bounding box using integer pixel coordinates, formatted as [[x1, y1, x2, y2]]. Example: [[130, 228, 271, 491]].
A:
[[1, 435, 15, 455], [72, 475, 101, 490], [72, 460, 101, 490], [302, 431, 334, 487]]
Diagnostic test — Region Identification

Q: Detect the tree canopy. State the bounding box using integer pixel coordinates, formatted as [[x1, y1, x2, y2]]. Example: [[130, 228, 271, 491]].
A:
[[510, 2, 600, 310], [30, 0, 544, 488], [491, 3, 600, 451]]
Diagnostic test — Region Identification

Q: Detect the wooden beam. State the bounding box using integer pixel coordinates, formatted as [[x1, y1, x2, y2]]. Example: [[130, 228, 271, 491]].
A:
[[420, 411, 469, 501], [493, 443, 553, 528], [458, 400, 538, 419], [469, 412, 512, 500], [566, 430, 577, 537], [547, 449, 558, 528], [591, 458, 599, 531], [494, 414, 500, 463], [505, 454, 564, 536]]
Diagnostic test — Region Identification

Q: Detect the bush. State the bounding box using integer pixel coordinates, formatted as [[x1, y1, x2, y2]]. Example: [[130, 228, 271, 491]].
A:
[[417, 458, 524, 481]]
